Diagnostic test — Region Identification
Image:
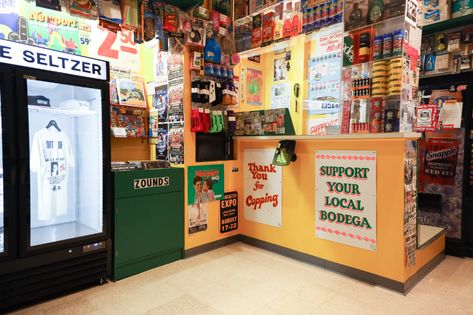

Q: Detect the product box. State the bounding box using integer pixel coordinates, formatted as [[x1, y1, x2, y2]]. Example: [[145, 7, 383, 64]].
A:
[[262, 11, 275, 44], [219, 13, 231, 26], [193, 6, 210, 19], [252, 14, 263, 48], [344, 0, 368, 31], [249, 0, 265, 14], [282, 2, 293, 38], [235, 18, 253, 52], [274, 2, 284, 40], [234, 0, 248, 20], [422, 0, 450, 25]]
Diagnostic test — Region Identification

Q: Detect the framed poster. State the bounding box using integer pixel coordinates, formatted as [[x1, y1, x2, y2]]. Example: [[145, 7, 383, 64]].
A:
[[315, 150, 377, 251], [116, 78, 146, 108], [244, 148, 282, 227], [246, 68, 263, 106]]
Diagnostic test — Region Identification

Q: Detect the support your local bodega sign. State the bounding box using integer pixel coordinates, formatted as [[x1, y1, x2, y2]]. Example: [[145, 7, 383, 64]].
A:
[[315, 150, 377, 251]]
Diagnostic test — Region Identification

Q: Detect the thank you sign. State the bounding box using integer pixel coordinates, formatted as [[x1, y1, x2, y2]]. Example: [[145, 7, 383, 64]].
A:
[[315, 150, 377, 251], [244, 148, 282, 227]]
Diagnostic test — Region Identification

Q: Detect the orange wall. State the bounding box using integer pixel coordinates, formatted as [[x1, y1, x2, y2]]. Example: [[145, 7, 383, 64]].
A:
[[236, 137, 441, 283], [183, 47, 242, 249]]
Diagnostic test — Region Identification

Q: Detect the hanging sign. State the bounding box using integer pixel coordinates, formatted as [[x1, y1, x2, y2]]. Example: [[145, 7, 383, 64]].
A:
[[220, 191, 238, 233], [89, 26, 140, 72], [315, 150, 377, 251], [0, 39, 107, 80], [244, 148, 282, 227]]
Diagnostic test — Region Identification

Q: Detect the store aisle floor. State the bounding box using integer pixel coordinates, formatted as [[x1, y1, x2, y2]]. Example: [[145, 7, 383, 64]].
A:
[[12, 243, 473, 315]]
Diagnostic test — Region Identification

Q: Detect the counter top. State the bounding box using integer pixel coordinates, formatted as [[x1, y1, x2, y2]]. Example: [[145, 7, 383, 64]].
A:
[[234, 132, 422, 141]]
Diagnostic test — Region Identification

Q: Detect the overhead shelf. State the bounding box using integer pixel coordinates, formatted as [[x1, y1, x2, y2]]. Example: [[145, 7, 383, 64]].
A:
[[422, 14, 473, 35], [161, 0, 203, 10], [28, 105, 97, 117], [420, 68, 473, 79]]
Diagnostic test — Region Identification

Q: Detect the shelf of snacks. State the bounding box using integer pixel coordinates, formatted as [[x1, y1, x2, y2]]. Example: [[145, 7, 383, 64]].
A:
[[234, 0, 343, 54], [420, 22, 473, 77]]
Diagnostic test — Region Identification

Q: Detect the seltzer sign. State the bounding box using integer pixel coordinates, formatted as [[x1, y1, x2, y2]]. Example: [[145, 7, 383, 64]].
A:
[[244, 148, 282, 227], [315, 150, 377, 251]]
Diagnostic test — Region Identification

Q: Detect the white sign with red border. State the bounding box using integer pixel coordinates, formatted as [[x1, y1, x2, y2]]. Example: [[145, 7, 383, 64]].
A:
[[315, 150, 377, 251], [244, 148, 282, 227]]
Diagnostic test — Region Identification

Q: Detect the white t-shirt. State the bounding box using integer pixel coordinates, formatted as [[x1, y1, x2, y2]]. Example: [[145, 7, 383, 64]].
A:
[[30, 128, 75, 221]]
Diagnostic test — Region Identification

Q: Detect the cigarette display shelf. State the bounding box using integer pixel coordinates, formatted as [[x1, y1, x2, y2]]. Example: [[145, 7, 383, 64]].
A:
[[161, 0, 203, 10], [420, 68, 473, 79], [422, 14, 473, 36]]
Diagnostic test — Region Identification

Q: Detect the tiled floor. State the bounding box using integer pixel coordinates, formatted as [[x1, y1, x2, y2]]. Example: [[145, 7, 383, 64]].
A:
[[12, 243, 473, 315]]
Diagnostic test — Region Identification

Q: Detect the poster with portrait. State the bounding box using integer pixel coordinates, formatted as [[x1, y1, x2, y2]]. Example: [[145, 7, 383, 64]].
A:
[[273, 57, 287, 81], [246, 68, 263, 106], [244, 148, 282, 227], [188, 164, 224, 205], [188, 202, 208, 234]]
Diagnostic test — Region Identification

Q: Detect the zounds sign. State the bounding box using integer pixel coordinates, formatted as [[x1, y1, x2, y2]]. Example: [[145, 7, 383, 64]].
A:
[[315, 150, 377, 251], [134, 177, 169, 189], [0, 39, 107, 80]]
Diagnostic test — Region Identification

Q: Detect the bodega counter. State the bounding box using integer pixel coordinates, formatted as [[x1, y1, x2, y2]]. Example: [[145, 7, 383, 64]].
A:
[[234, 133, 445, 293]]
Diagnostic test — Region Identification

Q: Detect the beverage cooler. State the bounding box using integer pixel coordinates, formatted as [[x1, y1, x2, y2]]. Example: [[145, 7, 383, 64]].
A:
[[419, 72, 473, 257], [0, 39, 111, 311]]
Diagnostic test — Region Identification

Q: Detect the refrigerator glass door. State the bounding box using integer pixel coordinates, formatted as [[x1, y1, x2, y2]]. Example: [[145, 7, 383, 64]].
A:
[[0, 90, 3, 254], [27, 79, 103, 247]]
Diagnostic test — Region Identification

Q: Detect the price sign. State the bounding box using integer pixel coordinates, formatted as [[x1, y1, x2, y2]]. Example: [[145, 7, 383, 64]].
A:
[[89, 26, 141, 71], [220, 191, 238, 233], [314, 23, 343, 57], [78, 21, 92, 56]]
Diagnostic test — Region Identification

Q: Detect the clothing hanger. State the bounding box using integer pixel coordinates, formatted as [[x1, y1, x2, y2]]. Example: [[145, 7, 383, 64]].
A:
[[46, 120, 61, 131]]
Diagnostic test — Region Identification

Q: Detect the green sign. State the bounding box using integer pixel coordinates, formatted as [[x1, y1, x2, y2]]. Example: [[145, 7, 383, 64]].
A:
[[188, 164, 224, 205]]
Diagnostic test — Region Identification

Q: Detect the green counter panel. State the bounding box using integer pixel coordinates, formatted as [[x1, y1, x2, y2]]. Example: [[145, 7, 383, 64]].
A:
[[113, 168, 184, 280]]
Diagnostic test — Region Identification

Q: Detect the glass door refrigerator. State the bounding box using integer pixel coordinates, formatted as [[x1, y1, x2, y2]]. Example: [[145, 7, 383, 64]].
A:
[[0, 39, 111, 311], [419, 72, 473, 257]]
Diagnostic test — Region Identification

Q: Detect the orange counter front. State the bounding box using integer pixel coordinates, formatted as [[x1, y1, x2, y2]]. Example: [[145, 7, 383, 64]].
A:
[[229, 133, 445, 293]]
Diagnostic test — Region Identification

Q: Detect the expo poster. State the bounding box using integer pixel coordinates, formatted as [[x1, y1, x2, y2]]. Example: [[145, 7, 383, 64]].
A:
[[244, 148, 282, 227], [188, 164, 225, 205], [220, 191, 238, 233], [315, 150, 377, 251], [246, 68, 263, 106]]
